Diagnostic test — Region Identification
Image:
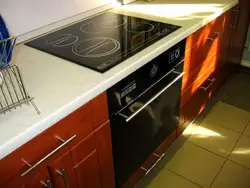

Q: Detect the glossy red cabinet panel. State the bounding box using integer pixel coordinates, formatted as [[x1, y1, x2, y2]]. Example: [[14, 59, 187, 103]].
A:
[[94, 121, 116, 188], [48, 151, 78, 188], [74, 150, 102, 188]]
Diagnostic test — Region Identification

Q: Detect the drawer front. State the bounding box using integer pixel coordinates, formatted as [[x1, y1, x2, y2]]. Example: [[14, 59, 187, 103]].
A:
[[178, 80, 210, 136], [186, 14, 224, 50], [182, 52, 218, 92], [0, 92, 109, 186], [183, 15, 225, 91], [0, 102, 93, 186], [178, 64, 228, 136], [182, 54, 219, 104]]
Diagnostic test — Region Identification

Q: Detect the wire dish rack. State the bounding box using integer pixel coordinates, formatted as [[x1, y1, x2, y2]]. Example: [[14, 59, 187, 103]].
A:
[[0, 37, 40, 115]]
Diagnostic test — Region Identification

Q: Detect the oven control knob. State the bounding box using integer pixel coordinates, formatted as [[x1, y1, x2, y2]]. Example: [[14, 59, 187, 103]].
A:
[[150, 64, 158, 78], [175, 49, 180, 58]]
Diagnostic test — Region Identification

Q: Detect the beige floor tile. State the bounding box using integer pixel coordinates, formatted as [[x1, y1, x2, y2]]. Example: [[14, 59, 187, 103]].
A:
[[211, 160, 250, 188], [166, 142, 225, 188], [188, 121, 240, 157], [229, 135, 250, 168], [205, 102, 250, 133], [147, 169, 201, 188], [243, 122, 250, 137]]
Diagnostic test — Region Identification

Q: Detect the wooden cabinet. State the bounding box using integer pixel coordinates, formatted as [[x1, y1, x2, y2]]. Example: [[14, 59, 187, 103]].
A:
[[179, 6, 240, 135], [70, 121, 115, 188], [228, 1, 250, 67], [73, 150, 102, 188], [0, 93, 115, 188]]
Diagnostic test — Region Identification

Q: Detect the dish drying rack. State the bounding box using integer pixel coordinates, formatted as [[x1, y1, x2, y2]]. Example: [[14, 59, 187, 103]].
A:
[[0, 37, 40, 115]]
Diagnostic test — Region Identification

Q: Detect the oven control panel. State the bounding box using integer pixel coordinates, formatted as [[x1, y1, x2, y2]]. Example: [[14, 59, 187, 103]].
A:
[[169, 47, 181, 64]]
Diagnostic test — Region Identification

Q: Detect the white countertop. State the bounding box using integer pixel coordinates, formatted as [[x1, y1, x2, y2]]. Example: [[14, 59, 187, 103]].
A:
[[0, 0, 238, 159]]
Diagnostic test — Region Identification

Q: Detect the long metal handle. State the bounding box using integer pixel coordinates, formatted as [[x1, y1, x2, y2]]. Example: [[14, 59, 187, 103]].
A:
[[119, 72, 185, 123], [56, 169, 70, 188], [41, 180, 53, 188], [140, 153, 165, 175], [21, 135, 76, 177], [200, 78, 216, 91], [207, 32, 223, 42]]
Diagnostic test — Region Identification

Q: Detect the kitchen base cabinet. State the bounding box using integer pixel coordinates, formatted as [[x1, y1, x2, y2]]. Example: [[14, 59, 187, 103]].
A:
[[74, 150, 102, 188], [0, 93, 115, 188], [178, 5, 241, 136]]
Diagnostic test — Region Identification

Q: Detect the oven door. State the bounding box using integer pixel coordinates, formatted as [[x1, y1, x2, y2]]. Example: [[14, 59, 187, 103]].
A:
[[110, 70, 184, 187]]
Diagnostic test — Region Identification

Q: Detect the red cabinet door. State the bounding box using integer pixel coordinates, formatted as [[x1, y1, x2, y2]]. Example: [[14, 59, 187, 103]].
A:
[[48, 151, 78, 188], [73, 150, 102, 188], [94, 121, 115, 188], [26, 170, 53, 188]]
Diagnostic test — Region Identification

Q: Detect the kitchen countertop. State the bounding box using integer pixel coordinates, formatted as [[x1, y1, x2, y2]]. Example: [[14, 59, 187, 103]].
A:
[[0, 0, 238, 159]]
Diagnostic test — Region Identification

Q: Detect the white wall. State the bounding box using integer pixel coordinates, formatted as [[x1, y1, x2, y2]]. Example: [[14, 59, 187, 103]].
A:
[[0, 0, 116, 37]]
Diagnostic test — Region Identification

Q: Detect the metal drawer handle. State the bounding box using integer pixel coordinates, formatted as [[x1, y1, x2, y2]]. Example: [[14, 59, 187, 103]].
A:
[[229, 24, 237, 29], [233, 9, 240, 12], [119, 71, 185, 123], [56, 168, 70, 188], [140, 153, 165, 175], [41, 180, 53, 188], [21, 135, 76, 177], [213, 32, 223, 37], [207, 32, 223, 42], [207, 37, 215, 42], [200, 78, 216, 91]]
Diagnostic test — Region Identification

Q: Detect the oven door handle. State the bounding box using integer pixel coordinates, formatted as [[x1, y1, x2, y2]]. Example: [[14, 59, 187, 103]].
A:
[[118, 71, 185, 123]]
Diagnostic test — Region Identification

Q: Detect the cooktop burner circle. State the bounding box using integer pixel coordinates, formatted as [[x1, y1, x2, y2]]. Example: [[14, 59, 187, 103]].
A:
[[125, 22, 154, 33], [46, 34, 79, 47], [80, 18, 127, 34], [72, 37, 120, 58]]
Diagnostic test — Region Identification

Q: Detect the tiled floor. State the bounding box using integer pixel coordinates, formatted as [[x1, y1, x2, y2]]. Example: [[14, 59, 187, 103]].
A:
[[136, 70, 250, 188]]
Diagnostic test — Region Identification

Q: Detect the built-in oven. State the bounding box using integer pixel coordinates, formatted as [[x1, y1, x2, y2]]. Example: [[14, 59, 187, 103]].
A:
[[107, 40, 186, 187]]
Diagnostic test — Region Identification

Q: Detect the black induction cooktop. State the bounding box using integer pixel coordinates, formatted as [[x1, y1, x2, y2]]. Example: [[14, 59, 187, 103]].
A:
[[26, 12, 181, 73]]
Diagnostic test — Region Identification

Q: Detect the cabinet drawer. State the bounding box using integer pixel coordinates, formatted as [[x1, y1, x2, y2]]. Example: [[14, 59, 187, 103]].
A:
[[0, 92, 108, 186], [182, 53, 218, 92], [183, 15, 225, 91], [186, 14, 224, 50], [178, 67, 226, 136], [182, 54, 219, 104], [178, 81, 210, 136]]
